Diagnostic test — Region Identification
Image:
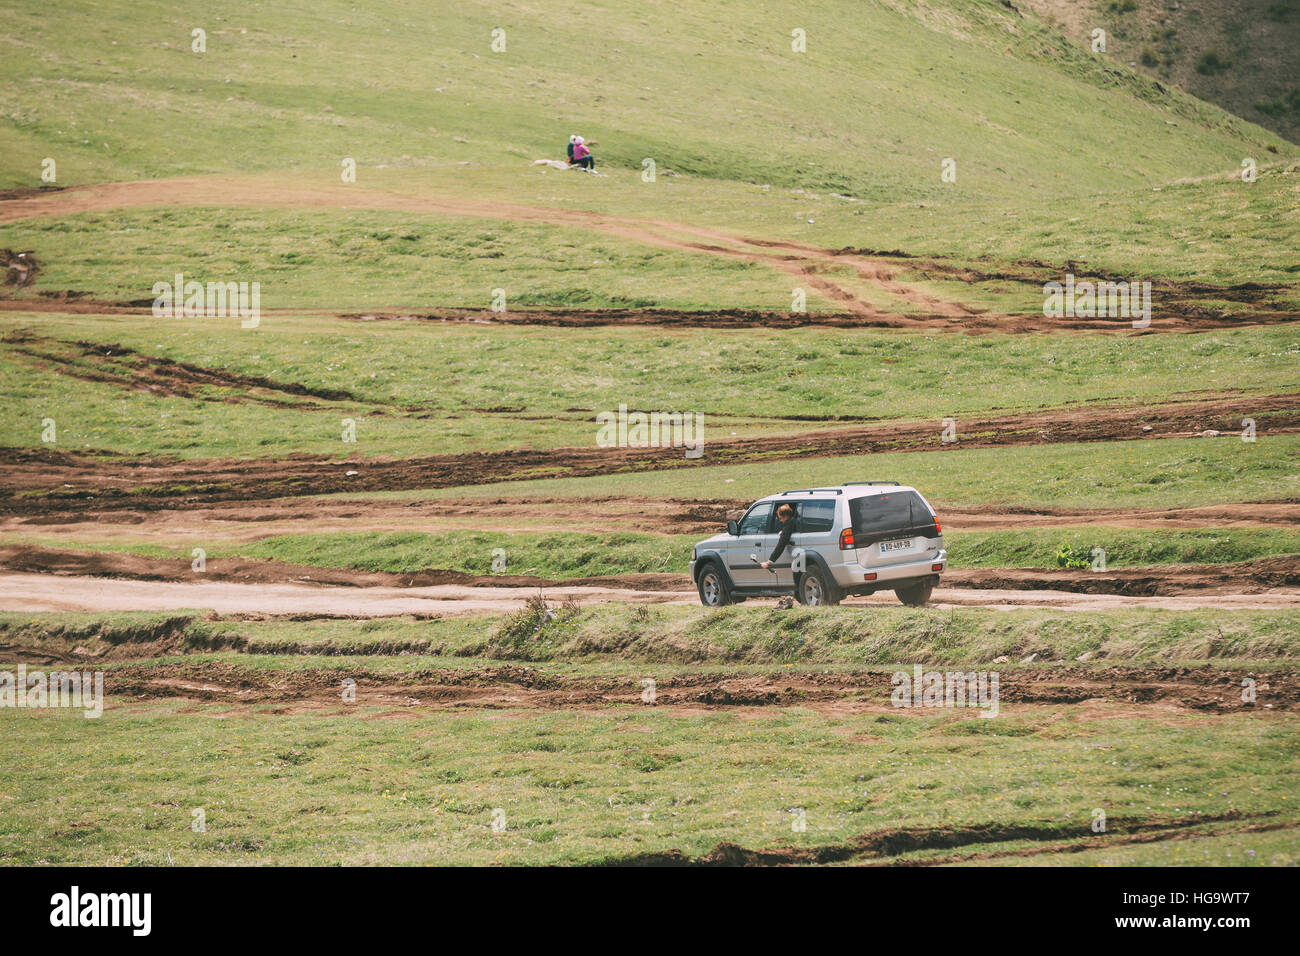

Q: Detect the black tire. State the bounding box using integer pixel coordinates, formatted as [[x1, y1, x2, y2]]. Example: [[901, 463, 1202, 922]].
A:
[[696, 563, 732, 607], [896, 580, 934, 607], [796, 566, 841, 606]]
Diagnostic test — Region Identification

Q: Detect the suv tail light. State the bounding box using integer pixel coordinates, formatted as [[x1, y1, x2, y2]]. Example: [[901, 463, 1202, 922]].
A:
[[838, 528, 855, 550], [933, 515, 942, 534]]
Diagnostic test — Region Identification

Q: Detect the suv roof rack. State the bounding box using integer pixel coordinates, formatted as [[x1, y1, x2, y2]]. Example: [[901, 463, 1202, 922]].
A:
[[843, 481, 900, 486], [780, 487, 842, 495]]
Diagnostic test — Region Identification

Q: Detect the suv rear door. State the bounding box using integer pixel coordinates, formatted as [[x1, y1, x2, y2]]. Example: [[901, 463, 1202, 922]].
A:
[[848, 491, 938, 568], [776, 497, 838, 587]]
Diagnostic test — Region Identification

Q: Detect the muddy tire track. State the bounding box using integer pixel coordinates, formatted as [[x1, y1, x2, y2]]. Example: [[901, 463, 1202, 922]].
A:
[[347, 303, 1296, 332], [832, 246, 1298, 316], [608, 810, 1288, 866], [7, 495, 1292, 539], [7, 294, 1291, 332], [2, 547, 1296, 597], [1, 331, 363, 405], [1, 393, 1295, 516]]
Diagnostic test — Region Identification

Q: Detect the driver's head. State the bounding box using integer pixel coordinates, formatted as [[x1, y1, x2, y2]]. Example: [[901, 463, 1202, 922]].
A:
[[777, 504, 794, 522]]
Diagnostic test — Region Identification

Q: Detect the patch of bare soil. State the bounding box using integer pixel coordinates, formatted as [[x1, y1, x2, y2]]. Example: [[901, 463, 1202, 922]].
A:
[[1, 249, 39, 287], [1, 393, 1294, 516]]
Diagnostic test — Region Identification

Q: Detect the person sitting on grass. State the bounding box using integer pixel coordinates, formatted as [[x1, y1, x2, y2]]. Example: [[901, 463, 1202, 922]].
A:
[[571, 136, 595, 170]]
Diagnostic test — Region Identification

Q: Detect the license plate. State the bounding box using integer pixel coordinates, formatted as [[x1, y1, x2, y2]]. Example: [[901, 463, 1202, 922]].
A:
[[880, 538, 913, 553]]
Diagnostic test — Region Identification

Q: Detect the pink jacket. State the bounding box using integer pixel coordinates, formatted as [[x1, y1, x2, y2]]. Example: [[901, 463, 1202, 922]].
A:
[[573, 142, 590, 160]]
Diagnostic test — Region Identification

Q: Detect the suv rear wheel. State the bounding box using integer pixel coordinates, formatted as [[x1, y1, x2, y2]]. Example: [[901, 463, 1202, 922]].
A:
[[895, 579, 934, 607], [797, 566, 841, 606], [697, 563, 732, 607]]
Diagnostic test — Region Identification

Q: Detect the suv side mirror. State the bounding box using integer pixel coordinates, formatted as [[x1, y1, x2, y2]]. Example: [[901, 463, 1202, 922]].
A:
[[727, 520, 739, 536]]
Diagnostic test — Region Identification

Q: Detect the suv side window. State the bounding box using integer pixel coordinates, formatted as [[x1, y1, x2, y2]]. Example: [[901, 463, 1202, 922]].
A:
[[797, 499, 836, 533], [738, 502, 774, 536]]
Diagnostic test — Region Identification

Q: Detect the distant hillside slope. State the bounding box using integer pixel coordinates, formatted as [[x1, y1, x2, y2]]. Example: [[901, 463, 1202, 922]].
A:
[[0, 0, 1293, 195], [1023, 0, 1300, 143]]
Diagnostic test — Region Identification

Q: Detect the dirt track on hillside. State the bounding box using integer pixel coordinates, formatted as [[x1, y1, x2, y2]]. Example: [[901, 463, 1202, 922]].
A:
[[2, 393, 1294, 516], [7, 495, 1294, 540], [1, 175, 1294, 331]]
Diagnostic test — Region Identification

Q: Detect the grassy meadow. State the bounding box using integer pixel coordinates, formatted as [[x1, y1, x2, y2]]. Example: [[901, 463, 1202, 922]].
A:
[[1, 0, 1297, 869]]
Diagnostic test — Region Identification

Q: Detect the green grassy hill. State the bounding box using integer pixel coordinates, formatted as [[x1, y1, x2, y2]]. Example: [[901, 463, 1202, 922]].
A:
[[1, 0, 1293, 195], [1, 0, 1296, 469], [1025, 0, 1300, 145]]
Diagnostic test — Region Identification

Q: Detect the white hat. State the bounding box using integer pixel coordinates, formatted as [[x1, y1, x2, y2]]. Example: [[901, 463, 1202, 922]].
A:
[[570, 134, 578, 143], [574, 136, 584, 144]]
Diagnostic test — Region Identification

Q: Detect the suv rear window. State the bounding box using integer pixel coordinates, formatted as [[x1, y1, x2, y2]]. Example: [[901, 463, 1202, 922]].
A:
[[849, 492, 936, 542]]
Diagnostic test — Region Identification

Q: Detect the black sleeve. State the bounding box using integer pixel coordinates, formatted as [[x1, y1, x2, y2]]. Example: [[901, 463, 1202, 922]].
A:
[[769, 519, 795, 563]]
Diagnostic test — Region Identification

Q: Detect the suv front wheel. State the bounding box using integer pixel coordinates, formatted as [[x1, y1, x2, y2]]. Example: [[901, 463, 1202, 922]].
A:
[[697, 563, 732, 607], [895, 579, 934, 607], [797, 566, 841, 606]]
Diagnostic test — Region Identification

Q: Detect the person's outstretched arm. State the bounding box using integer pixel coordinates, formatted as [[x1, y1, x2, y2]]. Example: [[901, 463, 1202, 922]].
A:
[[768, 520, 795, 563]]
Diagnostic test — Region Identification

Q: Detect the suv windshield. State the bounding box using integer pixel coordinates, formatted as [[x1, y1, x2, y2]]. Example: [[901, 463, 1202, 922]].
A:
[[849, 491, 935, 542]]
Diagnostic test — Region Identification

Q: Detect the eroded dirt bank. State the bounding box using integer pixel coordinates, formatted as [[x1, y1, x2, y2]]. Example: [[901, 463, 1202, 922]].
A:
[[72, 659, 1300, 715]]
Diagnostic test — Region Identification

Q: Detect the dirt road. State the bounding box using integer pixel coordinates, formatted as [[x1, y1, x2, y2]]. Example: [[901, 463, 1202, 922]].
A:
[[1, 572, 1296, 617]]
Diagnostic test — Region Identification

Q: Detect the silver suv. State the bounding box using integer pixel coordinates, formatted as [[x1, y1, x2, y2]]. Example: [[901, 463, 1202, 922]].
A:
[[689, 482, 946, 607]]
